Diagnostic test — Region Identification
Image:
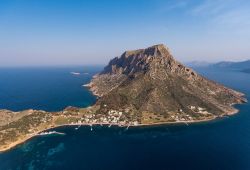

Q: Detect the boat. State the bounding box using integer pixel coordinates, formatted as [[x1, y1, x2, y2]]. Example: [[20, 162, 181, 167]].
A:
[[75, 125, 81, 130]]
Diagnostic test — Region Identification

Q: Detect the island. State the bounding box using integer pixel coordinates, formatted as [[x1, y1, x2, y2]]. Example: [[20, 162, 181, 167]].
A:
[[0, 44, 247, 152]]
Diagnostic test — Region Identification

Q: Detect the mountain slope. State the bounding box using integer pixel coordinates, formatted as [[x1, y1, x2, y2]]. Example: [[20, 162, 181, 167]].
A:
[[87, 44, 246, 124]]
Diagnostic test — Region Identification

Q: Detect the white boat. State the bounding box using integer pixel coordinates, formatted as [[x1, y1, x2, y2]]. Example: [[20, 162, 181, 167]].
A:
[[75, 125, 81, 130]]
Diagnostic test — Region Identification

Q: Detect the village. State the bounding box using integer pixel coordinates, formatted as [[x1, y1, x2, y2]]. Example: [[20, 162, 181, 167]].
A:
[[57, 106, 139, 129]]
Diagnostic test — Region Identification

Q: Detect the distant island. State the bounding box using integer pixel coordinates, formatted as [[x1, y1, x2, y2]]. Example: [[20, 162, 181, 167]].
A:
[[212, 60, 250, 70], [71, 72, 89, 75], [0, 44, 247, 152], [242, 68, 250, 73], [188, 60, 250, 73], [71, 72, 81, 75]]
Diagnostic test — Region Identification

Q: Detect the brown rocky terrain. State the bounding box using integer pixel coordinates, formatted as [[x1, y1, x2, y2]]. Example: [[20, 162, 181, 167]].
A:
[[87, 44, 246, 124]]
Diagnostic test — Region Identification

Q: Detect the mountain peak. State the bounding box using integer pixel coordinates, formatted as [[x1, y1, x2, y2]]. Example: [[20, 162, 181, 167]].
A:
[[149, 43, 169, 52], [122, 44, 171, 58], [101, 44, 175, 75]]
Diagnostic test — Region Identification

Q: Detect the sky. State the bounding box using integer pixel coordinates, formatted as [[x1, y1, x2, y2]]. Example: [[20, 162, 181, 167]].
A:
[[0, 0, 250, 66]]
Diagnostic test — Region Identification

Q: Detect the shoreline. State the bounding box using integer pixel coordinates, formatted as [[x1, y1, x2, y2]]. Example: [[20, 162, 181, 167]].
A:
[[0, 108, 239, 153], [83, 81, 103, 97]]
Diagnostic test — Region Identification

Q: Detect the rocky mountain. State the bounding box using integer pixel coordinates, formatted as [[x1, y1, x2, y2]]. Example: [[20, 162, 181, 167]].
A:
[[87, 44, 246, 124]]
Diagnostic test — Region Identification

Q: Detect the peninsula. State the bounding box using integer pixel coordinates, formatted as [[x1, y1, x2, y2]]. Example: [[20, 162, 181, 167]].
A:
[[0, 44, 247, 152]]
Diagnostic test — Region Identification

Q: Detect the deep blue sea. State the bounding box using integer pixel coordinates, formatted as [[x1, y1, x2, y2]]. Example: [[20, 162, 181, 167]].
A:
[[0, 66, 101, 112], [0, 66, 249, 170]]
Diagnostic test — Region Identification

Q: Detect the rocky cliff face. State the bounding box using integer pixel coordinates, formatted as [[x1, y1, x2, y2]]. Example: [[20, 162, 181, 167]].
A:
[[101, 44, 195, 78], [88, 44, 246, 124]]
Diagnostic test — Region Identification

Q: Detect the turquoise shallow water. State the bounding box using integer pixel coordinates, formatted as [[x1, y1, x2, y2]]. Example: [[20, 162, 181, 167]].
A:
[[0, 66, 249, 170]]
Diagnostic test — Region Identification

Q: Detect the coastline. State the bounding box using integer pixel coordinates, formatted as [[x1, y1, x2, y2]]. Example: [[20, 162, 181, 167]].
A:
[[0, 108, 239, 153], [83, 82, 102, 97]]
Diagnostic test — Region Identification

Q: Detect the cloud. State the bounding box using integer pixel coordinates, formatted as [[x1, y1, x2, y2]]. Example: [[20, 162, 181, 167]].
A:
[[189, 0, 250, 32], [166, 1, 188, 11], [158, 0, 188, 13], [213, 9, 250, 27], [191, 0, 234, 16]]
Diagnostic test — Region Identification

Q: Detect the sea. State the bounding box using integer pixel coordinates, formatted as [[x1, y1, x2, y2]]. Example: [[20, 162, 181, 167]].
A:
[[0, 66, 249, 170]]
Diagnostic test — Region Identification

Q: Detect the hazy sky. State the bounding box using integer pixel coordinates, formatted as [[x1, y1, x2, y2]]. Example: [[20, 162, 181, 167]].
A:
[[0, 0, 250, 66]]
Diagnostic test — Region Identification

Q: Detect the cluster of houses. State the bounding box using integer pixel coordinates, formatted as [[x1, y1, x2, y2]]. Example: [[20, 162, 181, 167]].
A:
[[190, 106, 211, 115], [171, 105, 212, 122], [171, 112, 193, 122], [62, 108, 139, 127]]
